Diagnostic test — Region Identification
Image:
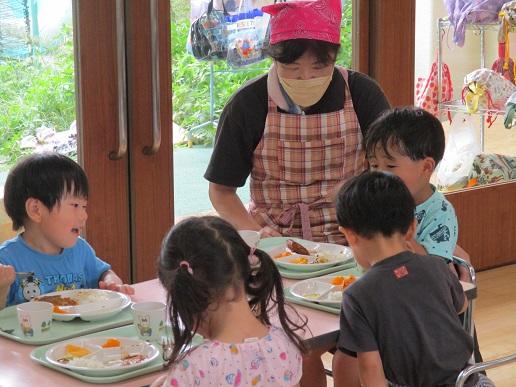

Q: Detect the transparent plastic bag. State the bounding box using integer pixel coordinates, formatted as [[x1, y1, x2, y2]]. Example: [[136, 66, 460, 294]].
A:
[[436, 113, 481, 190]]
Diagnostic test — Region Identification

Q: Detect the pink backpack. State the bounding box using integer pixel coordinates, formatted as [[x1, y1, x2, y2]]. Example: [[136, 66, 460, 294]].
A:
[[444, 0, 506, 46]]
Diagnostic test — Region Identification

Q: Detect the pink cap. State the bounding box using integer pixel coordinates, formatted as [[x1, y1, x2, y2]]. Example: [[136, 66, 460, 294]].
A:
[[262, 0, 342, 45]]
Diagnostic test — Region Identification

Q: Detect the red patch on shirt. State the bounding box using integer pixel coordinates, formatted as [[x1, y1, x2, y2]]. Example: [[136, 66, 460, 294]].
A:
[[393, 265, 409, 279]]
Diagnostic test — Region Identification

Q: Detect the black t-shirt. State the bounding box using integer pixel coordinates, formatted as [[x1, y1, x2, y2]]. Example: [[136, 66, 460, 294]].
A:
[[204, 68, 390, 187], [337, 252, 474, 387]]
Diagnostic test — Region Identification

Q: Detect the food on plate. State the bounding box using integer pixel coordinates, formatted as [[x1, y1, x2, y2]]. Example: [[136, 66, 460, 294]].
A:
[[53, 305, 72, 314], [304, 293, 322, 299], [290, 256, 309, 264], [287, 239, 310, 255], [330, 275, 357, 288], [274, 251, 293, 259], [61, 344, 91, 361], [36, 295, 78, 306], [101, 338, 121, 348], [289, 255, 331, 265], [327, 291, 343, 302]]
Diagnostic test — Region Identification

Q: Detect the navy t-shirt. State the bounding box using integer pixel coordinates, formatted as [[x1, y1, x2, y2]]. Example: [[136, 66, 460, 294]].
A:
[[338, 251, 474, 387]]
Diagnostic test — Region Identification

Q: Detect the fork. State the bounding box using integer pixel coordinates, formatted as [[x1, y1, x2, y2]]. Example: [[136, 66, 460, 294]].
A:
[[160, 336, 173, 366]]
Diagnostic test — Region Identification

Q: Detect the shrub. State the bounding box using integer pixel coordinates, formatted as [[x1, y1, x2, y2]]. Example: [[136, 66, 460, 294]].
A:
[[0, 25, 75, 167]]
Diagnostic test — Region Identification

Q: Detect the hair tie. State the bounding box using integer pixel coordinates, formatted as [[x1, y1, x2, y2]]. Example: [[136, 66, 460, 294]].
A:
[[248, 247, 260, 270], [179, 260, 194, 275]]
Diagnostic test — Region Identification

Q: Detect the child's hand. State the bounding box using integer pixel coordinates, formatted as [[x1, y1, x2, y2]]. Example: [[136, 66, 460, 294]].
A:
[[99, 280, 135, 295], [0, 264, 15, 289], [99, 269, 135, 295]]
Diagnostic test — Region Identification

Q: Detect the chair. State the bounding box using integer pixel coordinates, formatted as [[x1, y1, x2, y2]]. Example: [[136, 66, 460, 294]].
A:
[[452, 256, 516, 387]]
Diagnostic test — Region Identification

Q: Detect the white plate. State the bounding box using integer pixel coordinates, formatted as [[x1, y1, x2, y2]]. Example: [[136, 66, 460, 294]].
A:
[[45, 336, 159, 377], [34, 289, 132, 322], [263, 238, 354, 272], [289, 274, 359, 306]]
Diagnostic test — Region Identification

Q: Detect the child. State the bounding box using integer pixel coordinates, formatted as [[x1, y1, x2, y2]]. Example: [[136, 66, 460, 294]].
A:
[[333, 171, 493, 387], [364, 106, 460, 264], [364, 106, 486, 366], [0, 152, 133, 309], [151, 216, 306, 387]]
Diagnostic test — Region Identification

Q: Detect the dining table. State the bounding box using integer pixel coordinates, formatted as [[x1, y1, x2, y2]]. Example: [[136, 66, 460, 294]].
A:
[[0, 277, 341, 387]]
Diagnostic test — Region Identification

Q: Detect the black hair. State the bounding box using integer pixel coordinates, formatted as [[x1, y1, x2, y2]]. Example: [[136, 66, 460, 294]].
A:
[[3, 152, 89, 230], [364, 106, 445, 165], [336, 171, 416, 238], [158, 216, 307, 365], [266, 39, 340, 66]]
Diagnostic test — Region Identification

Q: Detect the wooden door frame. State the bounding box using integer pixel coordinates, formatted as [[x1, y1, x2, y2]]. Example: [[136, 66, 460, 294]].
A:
[[126, 0, 173, 282], [74, 0, 131, 282], [75, 0, 173, 283], [355, 0, 415, 107]]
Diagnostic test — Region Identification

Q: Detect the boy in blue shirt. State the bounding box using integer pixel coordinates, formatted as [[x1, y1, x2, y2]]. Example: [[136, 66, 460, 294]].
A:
[[364, 107, 462, 265], [0, 153, 133, 309], [333, 171, 493, 387]]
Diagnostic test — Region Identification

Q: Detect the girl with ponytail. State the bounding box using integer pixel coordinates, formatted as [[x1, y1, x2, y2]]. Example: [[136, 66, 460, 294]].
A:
[[152, 216, 307, 387]]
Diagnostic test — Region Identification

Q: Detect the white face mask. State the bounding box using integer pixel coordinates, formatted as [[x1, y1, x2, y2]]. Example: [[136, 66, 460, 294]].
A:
[[278, 74, 333, 108]]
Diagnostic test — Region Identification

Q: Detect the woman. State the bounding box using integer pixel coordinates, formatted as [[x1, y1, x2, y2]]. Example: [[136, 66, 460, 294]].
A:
[[205, 0, 390, 244]]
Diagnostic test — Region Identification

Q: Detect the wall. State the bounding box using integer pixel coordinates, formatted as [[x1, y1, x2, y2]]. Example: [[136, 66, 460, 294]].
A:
[[0, 199, 15, 243]]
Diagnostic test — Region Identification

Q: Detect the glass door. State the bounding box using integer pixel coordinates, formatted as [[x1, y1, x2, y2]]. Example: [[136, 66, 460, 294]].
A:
[[0, 0, 76, 240], [75, 0, 173, 283], [0, 0, 173, 283]]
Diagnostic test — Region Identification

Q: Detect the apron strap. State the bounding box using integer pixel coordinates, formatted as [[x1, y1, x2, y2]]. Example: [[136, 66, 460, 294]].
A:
[[277, 203, 313, 240]]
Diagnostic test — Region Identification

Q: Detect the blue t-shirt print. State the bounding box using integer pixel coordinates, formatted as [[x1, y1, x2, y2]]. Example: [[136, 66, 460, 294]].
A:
[[429, 223, 451, 243], [415, 186, 458, 262]]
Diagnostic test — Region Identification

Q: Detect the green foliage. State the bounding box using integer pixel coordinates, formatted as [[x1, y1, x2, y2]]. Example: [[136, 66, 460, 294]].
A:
[[171, 0, 352, 145], [0, 0, 353, 164], [0, 25, 75, 166], [171, 19, 270, 145]]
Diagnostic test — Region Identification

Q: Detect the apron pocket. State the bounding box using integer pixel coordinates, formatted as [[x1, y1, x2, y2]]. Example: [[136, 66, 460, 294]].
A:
[[277, 136, 357, 185]]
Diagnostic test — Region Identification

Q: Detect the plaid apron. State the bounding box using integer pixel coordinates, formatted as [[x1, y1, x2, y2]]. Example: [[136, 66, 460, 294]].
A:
[[249, 68, 366, 243]]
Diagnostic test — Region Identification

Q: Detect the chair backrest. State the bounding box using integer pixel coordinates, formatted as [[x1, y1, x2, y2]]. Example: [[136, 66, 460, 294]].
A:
[[456, 353, 516, 387]]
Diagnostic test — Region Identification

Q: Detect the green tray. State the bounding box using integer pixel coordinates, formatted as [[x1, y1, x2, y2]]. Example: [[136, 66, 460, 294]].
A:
[[30, 325, 204, 384], [257, 236, 358, 279], [278, 260, 357, 279], [285, 288, 341, 315], [284, 267, 363, 315], [0, 304, 133, 345]]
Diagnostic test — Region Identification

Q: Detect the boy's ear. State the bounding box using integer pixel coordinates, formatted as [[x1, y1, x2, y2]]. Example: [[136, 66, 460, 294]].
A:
[[422, 156, 436, 175], [339, 226, 359, 247], [25, 198, 44, 223], [405, 218, 417, 241]]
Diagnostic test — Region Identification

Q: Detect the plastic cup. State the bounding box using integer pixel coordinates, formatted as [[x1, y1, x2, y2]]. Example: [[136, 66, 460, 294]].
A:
[[238, 230, 260, 248], [131, 301, 166, 341], [16, 301, 53, 338]]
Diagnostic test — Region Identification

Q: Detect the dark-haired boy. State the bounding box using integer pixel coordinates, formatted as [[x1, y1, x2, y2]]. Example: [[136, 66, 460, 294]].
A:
[[364, 107, 461, 264], [333, 171, 493, 387], [0, 152, 133, 309]]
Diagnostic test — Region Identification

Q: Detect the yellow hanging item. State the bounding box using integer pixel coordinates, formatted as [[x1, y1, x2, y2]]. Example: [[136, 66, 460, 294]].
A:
[[464, 81, 487, 114]]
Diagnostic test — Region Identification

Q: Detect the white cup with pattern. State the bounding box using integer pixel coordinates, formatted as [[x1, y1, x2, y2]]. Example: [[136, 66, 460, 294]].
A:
[[131, 301, 166, 341], [16, 301, 53, 338]]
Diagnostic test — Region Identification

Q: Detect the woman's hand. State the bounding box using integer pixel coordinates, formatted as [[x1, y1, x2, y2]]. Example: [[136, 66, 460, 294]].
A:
[[259, 226, 282, 238]]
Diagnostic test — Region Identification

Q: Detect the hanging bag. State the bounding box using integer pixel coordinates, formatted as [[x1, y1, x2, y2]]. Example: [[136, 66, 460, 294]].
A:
[[415, 61, 453, 117], [443, 0, 507, 46], [226, 0, 267, 67], [190, 0, 228, 60], [462, 68, 516, 112]]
